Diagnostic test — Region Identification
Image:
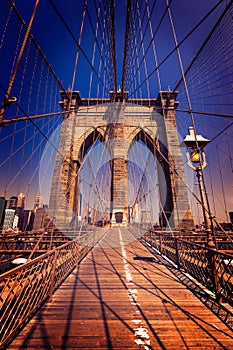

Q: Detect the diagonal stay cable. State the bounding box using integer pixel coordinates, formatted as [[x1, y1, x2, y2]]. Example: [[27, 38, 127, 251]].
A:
[[176, 109, 233, 119], [0, 83, 77, 176], [87, 0, 117, 93], [121, 0, 132, 94], [127, 0, 173, 94], [0, 0, 40, 122], [6, 0, 66, 92], [208, 122, 233, 145], [131, 0, 226, 95], [49, 0, 104, 87], [174, 0, 233, 91], [110, 0, 117, 93]]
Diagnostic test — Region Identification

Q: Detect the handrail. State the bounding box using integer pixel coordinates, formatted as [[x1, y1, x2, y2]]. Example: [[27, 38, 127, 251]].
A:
[[0, 227, 107, 348], [140, 228, 233, 307]]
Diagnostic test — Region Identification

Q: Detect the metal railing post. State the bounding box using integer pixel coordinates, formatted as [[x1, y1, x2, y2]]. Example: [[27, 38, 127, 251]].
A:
[[49, 248, 58, 301], [150, 229, 152, 244], [159, 232, 163, 253], [175, 238, 180, 270], [209, 249, 222, 303]]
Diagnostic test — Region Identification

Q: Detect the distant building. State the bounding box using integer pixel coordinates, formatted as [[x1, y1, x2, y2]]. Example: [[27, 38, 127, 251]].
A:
[[33, 196, 44, 210], [0, 197, 7, 226], [33, 208, 46, 230], [16, 193, 25, 230], [2, 209, 15, 232], [28, 211, 35, 231], [17, 192, 25, 208], [12, 214, 19, 229], [219, 221, 233, 231], [20, 210, 32, 231], [7, 196, 18, 210]]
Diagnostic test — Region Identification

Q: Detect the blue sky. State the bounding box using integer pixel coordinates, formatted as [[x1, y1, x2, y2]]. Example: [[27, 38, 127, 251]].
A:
[[13, 0, 224, 95], [0, 0, 232, 222]]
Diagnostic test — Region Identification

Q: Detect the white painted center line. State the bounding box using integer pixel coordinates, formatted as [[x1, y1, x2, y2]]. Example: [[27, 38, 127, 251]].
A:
[[119, 228, 151, 350]]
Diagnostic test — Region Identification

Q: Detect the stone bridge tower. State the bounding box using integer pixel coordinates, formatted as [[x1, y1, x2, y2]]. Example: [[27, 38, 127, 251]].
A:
[[48, 89, 193, 231]]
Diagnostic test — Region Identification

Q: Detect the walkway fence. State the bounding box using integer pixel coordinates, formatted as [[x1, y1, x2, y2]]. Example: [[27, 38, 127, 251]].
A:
[[1, 225, 233, 348], [133, 226, 233, 308], [0, 228, 107, 348]]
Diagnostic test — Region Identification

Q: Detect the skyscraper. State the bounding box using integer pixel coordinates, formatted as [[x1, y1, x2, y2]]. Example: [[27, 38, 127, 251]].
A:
[[13, 214, 19, 229], [2, 209, 15, 232], [16, 193, 25, 231], [33, 208, 46, 230], [17, 192, 25, 208], [33, 196, 44, 210], [0, 197, 7, 226], [7, 196, 18, 210], [20, 210, 32, 231]]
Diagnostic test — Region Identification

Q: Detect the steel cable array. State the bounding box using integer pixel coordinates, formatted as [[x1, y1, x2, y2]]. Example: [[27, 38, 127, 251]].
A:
[[0, 0, 232, 233]]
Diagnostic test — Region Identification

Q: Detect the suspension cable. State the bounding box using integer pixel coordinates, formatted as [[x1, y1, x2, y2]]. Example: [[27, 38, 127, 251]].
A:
[[121, 0, 131, 94], [174, 0, 233, 90], [166, 0, 216, 237], [145, 0, 162, 91], [176, 109, 233, 119], [110, 0, 117, 93], [0, 0, 40, 122], [70, 1, 87, 96], [49, 0, 104, 88], [131, 0, 226, 96], [136, 0, 150, 100], [128, 0, 173, 95]]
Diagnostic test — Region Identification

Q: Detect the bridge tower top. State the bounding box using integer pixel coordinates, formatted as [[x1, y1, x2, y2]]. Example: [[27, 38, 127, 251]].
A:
[[156, 89, 179, 114], [59, 90, 81, 111], [59, 88, 179, 112], [109, 89, 129, 102]]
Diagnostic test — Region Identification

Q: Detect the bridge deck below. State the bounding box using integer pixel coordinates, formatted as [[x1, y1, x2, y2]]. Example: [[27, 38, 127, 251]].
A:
[[8, 228, 233, 349]]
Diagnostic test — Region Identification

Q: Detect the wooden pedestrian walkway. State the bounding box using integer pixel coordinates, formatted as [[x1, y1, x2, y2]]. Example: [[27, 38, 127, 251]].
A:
[[8, 228, 233, 349]]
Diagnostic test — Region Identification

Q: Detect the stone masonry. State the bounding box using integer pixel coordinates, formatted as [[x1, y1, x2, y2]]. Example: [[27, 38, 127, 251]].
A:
[[48, 90, 194, 231]]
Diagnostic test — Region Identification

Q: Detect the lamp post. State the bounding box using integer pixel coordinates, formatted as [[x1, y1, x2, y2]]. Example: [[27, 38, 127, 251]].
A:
[[183, 127, 215, 248]]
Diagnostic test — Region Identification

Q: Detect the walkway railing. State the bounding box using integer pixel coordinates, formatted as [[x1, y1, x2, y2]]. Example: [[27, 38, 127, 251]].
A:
[[0, 228, 107, 348], [138, 228, 233, 307]]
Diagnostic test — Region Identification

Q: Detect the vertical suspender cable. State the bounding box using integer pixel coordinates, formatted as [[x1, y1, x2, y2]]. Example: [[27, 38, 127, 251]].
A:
[[136, 0, 150, 101], [145, 0, 162, 92], [165, 0, 195, 129], [166, 0, 215, 230], [88, 4, 101, 102], [131, 3, 143, 99], [110, 0, 117, 94], [70, 2, 87, 94], [0, 0, 40, 122], [216, 145, 229, 221], [121, 0, 131, 96], [174, 0, 233, 91]]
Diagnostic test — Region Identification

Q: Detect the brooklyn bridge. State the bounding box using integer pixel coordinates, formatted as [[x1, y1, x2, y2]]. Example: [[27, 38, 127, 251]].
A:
[[0, 0, 233, 348]]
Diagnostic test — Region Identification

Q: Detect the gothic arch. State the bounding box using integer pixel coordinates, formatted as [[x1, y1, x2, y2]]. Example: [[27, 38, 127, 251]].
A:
[[128, 128, 178, 227], [61, 127, 106, 221]]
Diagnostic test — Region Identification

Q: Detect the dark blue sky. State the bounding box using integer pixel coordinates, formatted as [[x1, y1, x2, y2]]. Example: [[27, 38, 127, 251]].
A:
[[0, 0, 232, 221], [13, 0, 224, 95]]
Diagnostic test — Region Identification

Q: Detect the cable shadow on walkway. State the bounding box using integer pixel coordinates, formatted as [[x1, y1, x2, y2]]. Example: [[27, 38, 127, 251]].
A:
[[12, 264, 82, 350], [139, 237, 233, 334], [97, 238, 232, 349]]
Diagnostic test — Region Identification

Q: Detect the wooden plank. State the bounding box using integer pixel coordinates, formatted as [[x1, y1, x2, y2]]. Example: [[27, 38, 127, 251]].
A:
[[7, 228, 233, 349]]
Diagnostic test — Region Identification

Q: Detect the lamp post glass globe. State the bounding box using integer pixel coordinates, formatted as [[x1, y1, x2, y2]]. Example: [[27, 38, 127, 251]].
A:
[[183, 127, 214, 248]]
